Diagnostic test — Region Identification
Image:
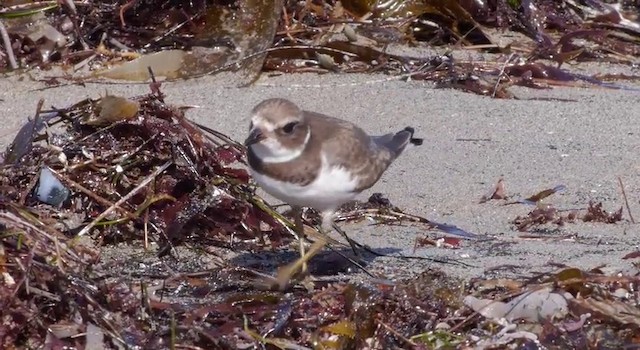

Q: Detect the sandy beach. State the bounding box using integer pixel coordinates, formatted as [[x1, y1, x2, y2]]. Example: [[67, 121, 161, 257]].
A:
[[2, 62, 640, 283]]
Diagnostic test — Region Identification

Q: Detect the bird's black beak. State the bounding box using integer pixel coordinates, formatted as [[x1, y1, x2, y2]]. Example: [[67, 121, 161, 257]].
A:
[[244, 128, 265, 147]]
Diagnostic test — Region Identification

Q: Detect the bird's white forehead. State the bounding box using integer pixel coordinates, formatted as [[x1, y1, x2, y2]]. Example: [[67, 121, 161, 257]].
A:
[[251, 114, 276, 132], [251, 113, 300, 132]]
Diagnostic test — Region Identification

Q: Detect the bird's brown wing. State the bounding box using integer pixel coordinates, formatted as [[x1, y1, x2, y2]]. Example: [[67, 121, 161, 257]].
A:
[[305, 111, 395, 192]]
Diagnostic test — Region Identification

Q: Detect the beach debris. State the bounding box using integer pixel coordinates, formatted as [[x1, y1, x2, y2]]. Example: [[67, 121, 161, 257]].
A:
[[0, 0, 638, 95], [502, 181, 626, 231], [516, 185, 567, 206], [513, 203, 570, 231], [414, 236, 462, 251], [464, 287, 571, 322], [512, 199, 624, 232], [480, 177, 508, 203], [582, 201, 623, 223], [35, 166, 69, 206], [0, 85, 294, 252], [82, 94, 140, 126], [622, 251, 640, 260]]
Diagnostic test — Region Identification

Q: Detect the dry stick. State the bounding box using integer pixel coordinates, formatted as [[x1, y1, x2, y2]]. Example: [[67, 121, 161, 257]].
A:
[[18, 99, 46, 205], [0, 211, 81, 261], [618, 176, 635, 224], [144, 209, 150, 250], [492, 53, 516, 98], [3, 252, 29, 310], [274, 237, 327, 291], [60, 0, 77, 14], [77, 160, 172, 236], [53, 235, 65, 272], [376, 319, 419, 348], [0, 20, 18, 70], [48, 168, 137, 220]]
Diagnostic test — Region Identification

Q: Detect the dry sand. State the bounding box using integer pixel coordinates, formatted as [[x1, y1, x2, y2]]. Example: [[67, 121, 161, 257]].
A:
[[2, 61, 640, 283]]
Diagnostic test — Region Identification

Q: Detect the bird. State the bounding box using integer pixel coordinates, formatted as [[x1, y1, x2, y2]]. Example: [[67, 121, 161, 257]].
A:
[[243, 98, 423, 289]]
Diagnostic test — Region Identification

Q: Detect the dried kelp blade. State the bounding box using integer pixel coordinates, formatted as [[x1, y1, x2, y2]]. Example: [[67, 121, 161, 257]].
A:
[[518, 185, 567, 205], [82, 94, 140, 126], [480, 177, 507, 203], [4, 112, 57, 164], [89, 0, 284, 82]]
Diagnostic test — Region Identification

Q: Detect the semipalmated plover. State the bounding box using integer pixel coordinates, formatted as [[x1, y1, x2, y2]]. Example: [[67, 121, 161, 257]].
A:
[[244, 98, 422, 288]]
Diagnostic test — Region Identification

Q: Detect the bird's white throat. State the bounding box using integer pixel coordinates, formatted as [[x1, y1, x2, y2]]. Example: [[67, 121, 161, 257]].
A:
[[251, 130, 310, 163]]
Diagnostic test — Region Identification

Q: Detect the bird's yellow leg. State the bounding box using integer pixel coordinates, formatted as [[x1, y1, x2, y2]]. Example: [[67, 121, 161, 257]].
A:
[[293, 207, 307, 274], [273, 209, 334, 290]]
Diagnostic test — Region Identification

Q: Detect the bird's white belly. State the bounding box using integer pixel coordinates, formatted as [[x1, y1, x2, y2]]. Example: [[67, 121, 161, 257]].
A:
[[249, 164, 359, 212]]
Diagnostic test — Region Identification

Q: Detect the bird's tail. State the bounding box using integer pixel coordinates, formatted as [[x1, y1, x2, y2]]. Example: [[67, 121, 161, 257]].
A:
[[374, 126, 423, 158], [402, 127, 424, 146]]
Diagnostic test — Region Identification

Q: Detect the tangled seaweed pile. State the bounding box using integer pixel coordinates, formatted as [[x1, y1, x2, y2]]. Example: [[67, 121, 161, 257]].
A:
[[1, 85, 298, 254], [0, 84, 298, 347]]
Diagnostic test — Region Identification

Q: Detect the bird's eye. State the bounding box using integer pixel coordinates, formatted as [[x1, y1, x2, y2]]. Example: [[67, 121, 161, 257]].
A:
[[282, 122, 298, 134]]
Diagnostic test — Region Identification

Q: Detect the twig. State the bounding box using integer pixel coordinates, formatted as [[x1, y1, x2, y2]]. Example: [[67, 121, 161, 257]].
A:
[[377, 319, 419, 348], [108, 37, 133, 51], [19, 171, 41, 206], [48, 168, 138, 220], [2, 248, 31, 311], [456, 138, 492, 142], [144, 208, 150, 250], [72, 118, 123, 144], [73, 52, 97, 71], [61, 0, 77, 14], [492, 53, 515, 98], [1, 210, 82, 261], [618, 176, 635, 224], [143, 11, 199, 50], [77, 160, 172, 236], [17, 99, 45, 204], [0, 19, 18, 70], [24, 286, 61, 301]]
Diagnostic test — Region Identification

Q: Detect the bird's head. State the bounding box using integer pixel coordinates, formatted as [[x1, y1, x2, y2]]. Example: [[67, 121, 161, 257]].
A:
[[245, 98, 311, 163]]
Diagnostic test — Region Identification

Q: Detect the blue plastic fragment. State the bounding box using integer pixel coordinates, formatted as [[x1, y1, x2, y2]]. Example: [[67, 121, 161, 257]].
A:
[[35, 167, 69, 206]]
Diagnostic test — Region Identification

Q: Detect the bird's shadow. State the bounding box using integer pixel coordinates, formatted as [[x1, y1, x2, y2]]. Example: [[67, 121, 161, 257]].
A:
[[228, 245, 403, 277]]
